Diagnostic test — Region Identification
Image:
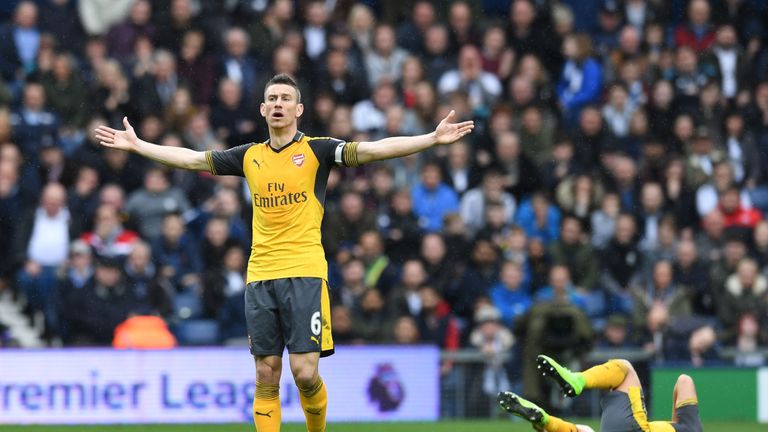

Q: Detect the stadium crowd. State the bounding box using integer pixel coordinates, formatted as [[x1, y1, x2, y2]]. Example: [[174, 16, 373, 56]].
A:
[[1, 0, 768, 398]]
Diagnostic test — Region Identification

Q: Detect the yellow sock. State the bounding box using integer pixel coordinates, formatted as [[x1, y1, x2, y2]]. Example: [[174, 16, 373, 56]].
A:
[[298, 377, 327, 432], [543, 415, 579, 432], [648, 421, 677, 431], [581, 359, 629, 390], [253, 381, 281, 432]]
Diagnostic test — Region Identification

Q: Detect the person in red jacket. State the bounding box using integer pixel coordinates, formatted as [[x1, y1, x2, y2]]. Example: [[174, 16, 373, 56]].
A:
[[718, 186, 763, 229], [674, 0, 716, 53], [113, 314, 177, 349]]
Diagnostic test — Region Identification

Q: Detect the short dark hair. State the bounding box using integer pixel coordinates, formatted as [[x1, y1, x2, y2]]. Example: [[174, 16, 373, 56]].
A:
[[265, 73, 301, 103]]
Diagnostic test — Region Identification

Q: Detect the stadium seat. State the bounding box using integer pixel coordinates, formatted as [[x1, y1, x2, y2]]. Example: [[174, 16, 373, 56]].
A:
[[173, 319, 220, 346], [172, 291, 203, 320]]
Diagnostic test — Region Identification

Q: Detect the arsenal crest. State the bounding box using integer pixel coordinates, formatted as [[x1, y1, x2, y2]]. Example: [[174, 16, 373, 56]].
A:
[[292, 153, 305, 167]]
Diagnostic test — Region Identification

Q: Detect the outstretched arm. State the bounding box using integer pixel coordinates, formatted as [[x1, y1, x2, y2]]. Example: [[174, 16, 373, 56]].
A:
[[355, 110, 474, 165], [94, 117, 210, 171]]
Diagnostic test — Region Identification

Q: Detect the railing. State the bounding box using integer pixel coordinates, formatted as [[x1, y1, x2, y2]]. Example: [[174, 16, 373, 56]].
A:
[[438, 348, 651, 419]]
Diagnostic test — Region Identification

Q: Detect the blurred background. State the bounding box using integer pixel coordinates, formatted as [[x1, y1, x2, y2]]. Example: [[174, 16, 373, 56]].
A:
[[1, 0, 768, 425]]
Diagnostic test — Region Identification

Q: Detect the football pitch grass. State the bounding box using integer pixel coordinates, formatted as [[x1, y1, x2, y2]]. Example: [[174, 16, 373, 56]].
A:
[[2, 420, 765, 432]]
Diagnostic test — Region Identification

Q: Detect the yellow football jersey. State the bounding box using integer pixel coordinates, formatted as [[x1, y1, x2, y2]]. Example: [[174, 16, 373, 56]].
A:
[[205, 131, 358, 282]]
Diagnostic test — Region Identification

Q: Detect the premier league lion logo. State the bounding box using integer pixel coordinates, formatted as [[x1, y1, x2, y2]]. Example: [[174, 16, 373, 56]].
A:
[[366, 363, 405, 412]]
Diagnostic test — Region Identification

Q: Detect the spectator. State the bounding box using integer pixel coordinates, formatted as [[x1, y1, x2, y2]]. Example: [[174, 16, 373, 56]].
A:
[[670, 46, 719, 114], [382, 188, 423, 263], [58, 255, 136, 346], [557, 33, 603, 127], [572, 106, 612, 173], [438, 45, 502, 115], [302, 1, 329, 61], [423, 24, 455, 83], [392, 315, 421, 344], [591, 192, 620, 249], [411, 161, 460, 233], [534, 264, 589, 311], [469, 305, 514, 398], [674, 238, 714, 316], [199, 216, 240, 271], [364, 24, 409, 88], [493, 130, 541, 200], [130, 49, 183, 118], [540, 137, 577, 191], [419, 233, 455, 296], [446, 1, 479, 53], [444, 140, 480, 196], [39, 0, 85, 56], [722, 112, 762, 194], [631, 260, 716, 363], [358, 230, 399, 297], [396, 1, 435, 55], [209, 78, 258, 147], [555, 174, 604, 222], [446, 238, 501, 321], [516, 264, 592, 403], [717, 258, 768, 346], [318, 49, 369, 106], [388, 259, 428, 318], [518, 105, 555, 168], [80, 203, 139, 259], [415, 286, 460, 352], [124, 240, 172, 317], [217, 27, 259, 106], [90, 59, 133, 125], [11, 82, 58, 159], [489, 261, 532, 328], [0, 1, 39, 81], [351, 81, 397, 135], [590, 0, 622, 60], [334, 258, 369, 311], [513, 192, 561, 245], [176, 29, 215, 105], [646, 80, 677, 144], [55, 239, 94, 341], [695, 209, 726, 263], [14, 183, 70, 336], [460, 169, 516, 235], [125, 167, 191, 239], [354, 288, 392, 343], [709, 25, 753, 102], [636, 182, 666, 251], [697, 161, 752, 218], [153, 0, 203, 54], [674, 0, 716, 54], [163, 87, 197, 133], [322, 190, 377, 258], [549, 216, 599, 291], [709, 233, 749, 304], [41, 53, 87, 131], [105, 0, 154, 62], [151, 213, 202, 291], [600, 213, 643, 313], [202, 244, 245, 325], [718, 186, 763, 230], [602, 83, 636, 138], [507, 0, 555, 74]]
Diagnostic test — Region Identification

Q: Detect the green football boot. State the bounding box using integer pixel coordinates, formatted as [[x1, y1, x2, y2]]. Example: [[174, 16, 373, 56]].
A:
[[497, 391, 548, 424], [536, 354, 586, 397]]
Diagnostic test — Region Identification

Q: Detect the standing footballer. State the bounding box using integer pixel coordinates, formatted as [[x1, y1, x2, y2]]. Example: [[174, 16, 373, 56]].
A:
[[95, 73, 474, 432]]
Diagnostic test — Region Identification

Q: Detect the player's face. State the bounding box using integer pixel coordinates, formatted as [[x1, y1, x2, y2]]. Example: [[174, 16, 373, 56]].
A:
[[261, 84, 303, 130]]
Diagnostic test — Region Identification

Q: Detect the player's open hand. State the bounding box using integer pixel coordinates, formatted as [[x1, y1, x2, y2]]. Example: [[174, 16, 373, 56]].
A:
[[94, 117, 140, 152], [434, 110, 474, 145]]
